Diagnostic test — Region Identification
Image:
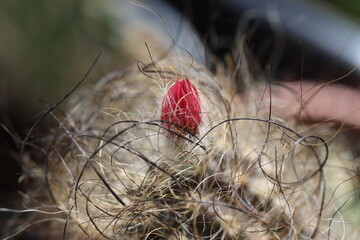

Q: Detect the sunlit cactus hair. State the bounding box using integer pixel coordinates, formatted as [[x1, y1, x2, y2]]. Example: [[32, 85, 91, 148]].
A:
[[3, 1, 360, 240]]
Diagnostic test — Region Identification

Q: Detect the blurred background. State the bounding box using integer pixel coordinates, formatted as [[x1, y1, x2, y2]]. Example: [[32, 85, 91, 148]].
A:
[[1, 0, 360, 231]]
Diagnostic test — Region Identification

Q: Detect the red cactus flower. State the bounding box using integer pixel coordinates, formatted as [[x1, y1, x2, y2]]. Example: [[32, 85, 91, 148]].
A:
[[161, 79, 202, 136]]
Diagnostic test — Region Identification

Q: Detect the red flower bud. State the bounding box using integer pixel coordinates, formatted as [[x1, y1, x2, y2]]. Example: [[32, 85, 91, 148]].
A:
[[161, 79, 202, 136]]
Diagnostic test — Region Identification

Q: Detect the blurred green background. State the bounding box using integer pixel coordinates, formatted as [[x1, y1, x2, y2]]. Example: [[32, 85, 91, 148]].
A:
[[328, 0, 360, 18], [0, 0, 124, 117], [0, 0, 359, 209]]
